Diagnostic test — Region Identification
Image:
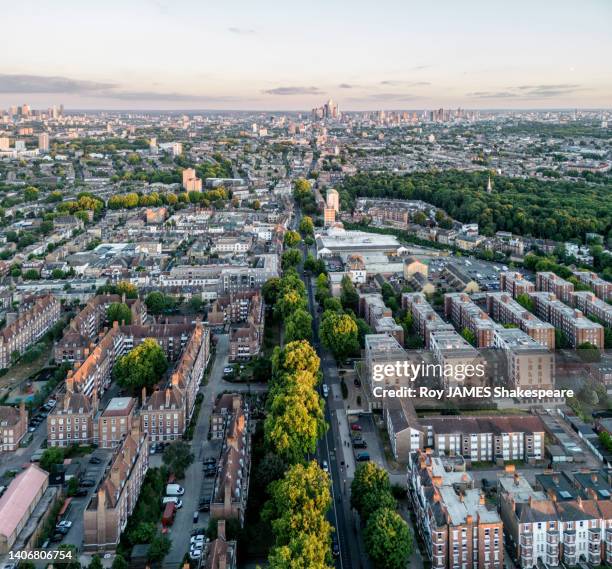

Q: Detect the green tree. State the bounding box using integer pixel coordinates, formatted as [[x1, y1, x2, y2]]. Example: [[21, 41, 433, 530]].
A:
[[275, 288, 307, 319], [460, 327, 476, 346], [148, 534, 171, 562], [351, 462, 391, 515], [320, 311, 359, 361], [264, 461, 333, 568], [162, 441, 194, 478], [263, 277, 282, 306], [285, 309, 313, 343], [282, 249, 302, 270], [299, 216, 315, 236], [40, 447, 64, 472], [265, 383, 326, 463], [516, 293, 535, 313], [364, 507, 413, 569], [340, 275, 359, 312], [129, 521, 157, 544], [24, 186, 40, 201], [272, 340, 320, 379], [577, 341, 601, 363], [88, 555, 103, 569], [111, 555, 129, 569], [23, 269, 40, 280], [113, 339, 168, 394], [145, 291, 172, 314], [107, 302, 132, 325], [284, 230, 302, 248]]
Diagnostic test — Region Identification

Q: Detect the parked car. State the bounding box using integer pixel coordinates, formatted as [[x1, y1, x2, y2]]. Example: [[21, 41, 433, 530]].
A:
[[352, 440, 367, 449], [192, 511, 199, 523], [56, 521, 72, 529], [356, 452, 370, 462], [321, 460, 329, 473], [350, 424, 362, 431], [89, 456, 101, 464], [166, 484, 185, 496], [162, 497, 183, 508], [80, 479, 96, 487], [189, 549, 202, 561], [322, 384, 329, 397]]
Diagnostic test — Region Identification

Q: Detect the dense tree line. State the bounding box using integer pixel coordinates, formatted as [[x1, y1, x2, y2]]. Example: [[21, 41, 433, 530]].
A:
[[351, 462, 414, 569], [340, 170, 612, 242]]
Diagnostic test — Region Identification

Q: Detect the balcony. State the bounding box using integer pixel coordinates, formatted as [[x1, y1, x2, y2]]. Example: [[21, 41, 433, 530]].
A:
[[563, 553, 577, 567], [520, 554, 533, 569], [563, 530, 576, 545], [545, 554, 559, 567], [546, 544, 559, 556], [588, 551, 601, 565], [520, 535, 533, 547], [520, 545, 533, 558], [546, 530, 559, 545], [589, 528, 601, 542]]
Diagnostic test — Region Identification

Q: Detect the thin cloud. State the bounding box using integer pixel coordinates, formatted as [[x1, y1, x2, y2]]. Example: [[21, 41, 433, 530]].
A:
[[468, 91, 518, 98], [263, 86, 324, 96], [0, 73, 116, 93], [101, 90, 238, 102], [469, 84, 583, 99], [338, 83, 355, 89], [347, 92, 420, 102], [380, 80, 430, 86], [228, 27, 256, 35]]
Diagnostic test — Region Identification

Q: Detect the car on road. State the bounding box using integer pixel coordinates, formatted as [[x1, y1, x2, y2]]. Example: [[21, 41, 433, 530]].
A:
[[57, 520, 72, 529], [356, 452, 370, 462], [75, 489, 88, 497], [89, 456, 101, 464], [193, 511, 199, 523], [191, 535, 205, 546], [321, 460, 329, 473], [80, 479, 96, 487], [332, 535, 340, 557], [28, 426, 36, 432], [322, 384, 329, 397], [350, 424, 362, 431], [203, 457, 216, 465], [352, 440, 367, 449]]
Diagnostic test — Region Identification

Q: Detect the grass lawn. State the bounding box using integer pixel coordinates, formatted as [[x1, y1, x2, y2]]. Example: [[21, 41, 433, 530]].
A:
[[1, 340, 54, 396]]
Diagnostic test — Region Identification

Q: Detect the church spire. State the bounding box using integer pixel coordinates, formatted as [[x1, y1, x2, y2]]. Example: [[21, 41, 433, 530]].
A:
[[486, 174, 493, 194]]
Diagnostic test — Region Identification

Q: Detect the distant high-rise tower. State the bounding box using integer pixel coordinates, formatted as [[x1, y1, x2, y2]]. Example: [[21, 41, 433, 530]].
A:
[[38, 132, 49, 152], [326, 188, 340, 212]]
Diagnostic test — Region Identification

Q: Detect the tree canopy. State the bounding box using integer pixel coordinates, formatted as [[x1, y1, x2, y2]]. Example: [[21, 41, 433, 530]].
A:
[[113, 338, 168, 394]]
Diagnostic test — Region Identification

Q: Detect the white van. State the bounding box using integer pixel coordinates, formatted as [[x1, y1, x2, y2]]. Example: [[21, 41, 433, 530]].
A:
[[166, 484, 185, 496], [162, 497, 183, 508]]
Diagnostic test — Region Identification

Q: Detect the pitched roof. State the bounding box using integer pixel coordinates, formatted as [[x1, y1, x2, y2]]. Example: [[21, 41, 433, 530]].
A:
[[0, 464, 48, 538]]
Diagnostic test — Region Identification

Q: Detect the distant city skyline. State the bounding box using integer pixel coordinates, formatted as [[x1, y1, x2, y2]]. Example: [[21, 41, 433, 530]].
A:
[[1, 0, 610, 111]]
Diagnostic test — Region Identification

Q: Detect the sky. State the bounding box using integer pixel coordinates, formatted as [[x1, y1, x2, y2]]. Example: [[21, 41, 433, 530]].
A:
[[1, 0, 611, 111]]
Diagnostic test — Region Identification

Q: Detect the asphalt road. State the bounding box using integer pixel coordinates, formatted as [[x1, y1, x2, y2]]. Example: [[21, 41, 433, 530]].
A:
[[300, 240, 371, 569], [162, 335, 231, 568]]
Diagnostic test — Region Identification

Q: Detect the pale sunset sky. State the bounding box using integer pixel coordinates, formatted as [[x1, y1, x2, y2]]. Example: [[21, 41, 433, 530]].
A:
[[1, 0, 610, 110]]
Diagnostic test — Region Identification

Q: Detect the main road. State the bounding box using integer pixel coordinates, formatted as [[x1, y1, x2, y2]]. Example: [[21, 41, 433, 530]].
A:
[[296, 223, 370, 569]]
